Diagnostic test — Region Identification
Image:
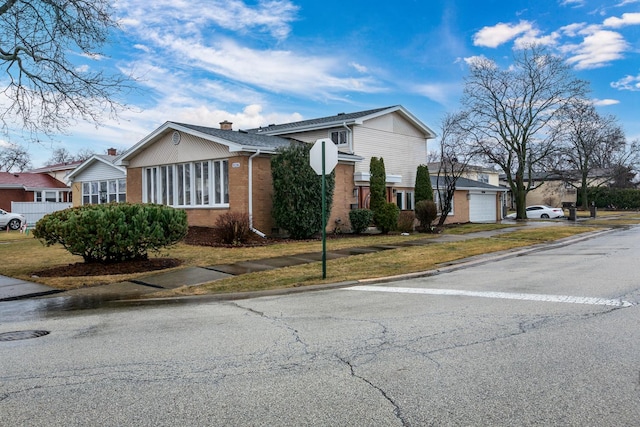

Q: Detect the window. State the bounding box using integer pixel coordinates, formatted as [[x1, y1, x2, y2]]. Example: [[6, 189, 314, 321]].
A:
[[396, 191, 404, 210], [143, 160, 228, 207], [82, 179, 126, 205], [35, 191, 64, 202], [330, 130, 348, 146], [477, 173, 489, 184], [395, 191, 414, 210], [434, 191, 454, 215]]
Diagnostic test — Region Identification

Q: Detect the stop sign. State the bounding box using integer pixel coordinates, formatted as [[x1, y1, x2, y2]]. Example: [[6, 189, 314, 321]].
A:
[[310, 138, 338, 175]]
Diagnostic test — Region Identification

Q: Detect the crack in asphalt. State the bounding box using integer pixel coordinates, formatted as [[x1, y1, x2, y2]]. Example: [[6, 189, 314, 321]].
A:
[[336, 355, 409, 427]]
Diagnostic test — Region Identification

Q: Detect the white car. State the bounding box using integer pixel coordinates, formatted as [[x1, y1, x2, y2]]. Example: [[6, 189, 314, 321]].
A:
[[0, 208, 26, 230], [506, 205, 565, 219]]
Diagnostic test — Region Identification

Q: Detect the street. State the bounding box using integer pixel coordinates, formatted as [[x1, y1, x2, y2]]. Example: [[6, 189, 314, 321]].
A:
[[2, 226, 640, 426]]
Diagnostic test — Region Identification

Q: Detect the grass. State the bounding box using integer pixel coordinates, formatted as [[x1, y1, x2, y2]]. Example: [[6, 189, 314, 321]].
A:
[[2, 213, 635, 297]]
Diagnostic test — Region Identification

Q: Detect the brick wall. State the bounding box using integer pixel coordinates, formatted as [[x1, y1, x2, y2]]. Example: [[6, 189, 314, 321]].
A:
[[0, 189, 31, 211]]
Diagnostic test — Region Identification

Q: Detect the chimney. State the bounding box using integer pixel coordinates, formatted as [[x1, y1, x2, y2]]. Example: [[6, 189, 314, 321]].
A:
[[220, 120, 233, 131], [107, 148, 117, 156]]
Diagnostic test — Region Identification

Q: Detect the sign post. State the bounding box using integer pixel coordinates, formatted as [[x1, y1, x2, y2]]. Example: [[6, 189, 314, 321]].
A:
[[310, 138, 338, 279]]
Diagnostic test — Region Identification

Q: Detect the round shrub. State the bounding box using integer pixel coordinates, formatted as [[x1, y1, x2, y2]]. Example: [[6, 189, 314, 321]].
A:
[[33, 203, 188, 263], [415, 199, 438, 230], [349, 209, 373, 234], [374, 202, 400, 234]]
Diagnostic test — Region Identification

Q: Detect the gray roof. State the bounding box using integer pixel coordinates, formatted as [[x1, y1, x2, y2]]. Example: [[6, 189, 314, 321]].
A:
[[174, 122, 293, 150], [431, 175, 505, 191], [248, 106, 397, 134]]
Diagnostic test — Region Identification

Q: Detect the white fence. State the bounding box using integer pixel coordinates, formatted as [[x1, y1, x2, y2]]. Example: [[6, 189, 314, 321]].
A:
[[11, 202, 72, 227]]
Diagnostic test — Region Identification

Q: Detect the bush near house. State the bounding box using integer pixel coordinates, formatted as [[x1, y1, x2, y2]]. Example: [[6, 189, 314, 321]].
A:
[[397, 211, 416, 233], [349, 208, 373, 234], [33, 203, 188, 263], [414, 164, 434, 203], [271, 143, 335, 239], [375, 202, 400, 234], [214, 212, 251, 245], [415, 199, 438, 231]]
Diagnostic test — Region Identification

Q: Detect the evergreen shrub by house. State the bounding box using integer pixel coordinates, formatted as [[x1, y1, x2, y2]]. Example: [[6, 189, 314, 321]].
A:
[[349, 209, 373, 234], [33, 203, 188, 263], [374, 202, 400, 234], [271, 142, 335, 239], [415, 200, 438, 230], [414, 164, 434, 203]]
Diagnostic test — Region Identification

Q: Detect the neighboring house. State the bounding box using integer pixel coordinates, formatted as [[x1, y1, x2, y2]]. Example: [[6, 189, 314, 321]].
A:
[[0, 172, 71, 211], [0, 172, 72, 225], [427, 162, 501, 186], [119, 106, 438, 235], [500, 172, 578, 209], [431, 176, 507, 223], [66, 148, 126, 206], [28, 160, 83, 183]]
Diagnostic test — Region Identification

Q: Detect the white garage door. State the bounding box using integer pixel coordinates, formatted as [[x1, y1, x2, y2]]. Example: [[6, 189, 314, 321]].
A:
[[469, 193, 496, 222]]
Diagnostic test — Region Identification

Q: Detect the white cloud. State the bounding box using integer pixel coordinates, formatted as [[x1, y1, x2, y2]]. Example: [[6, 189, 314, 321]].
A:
[[350, 62, 369, 73], [560, 0, 585, 6], [603, 12, 640, 28], [473, 21, 534, 47], [564, 30, 628, 69], [611, 74, 640, 91], [413, 82, 462, 107], [117, 0, 298, 40], [514, 30, 560, 48], [592, 98, 620, 106]]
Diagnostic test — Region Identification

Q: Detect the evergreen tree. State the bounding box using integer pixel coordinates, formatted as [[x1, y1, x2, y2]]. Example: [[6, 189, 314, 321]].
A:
[[414, 164, 434, 203], [271, 142, 335, 239], [369, 157, 386, 213]]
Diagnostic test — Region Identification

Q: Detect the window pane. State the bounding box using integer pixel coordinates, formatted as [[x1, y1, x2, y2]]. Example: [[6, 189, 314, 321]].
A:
[[214, 161, 221, 204], [195, 162, 203, 205], [184, 164, 191, 205], [202, 161, 209, 204], [222, 160, 229, 204], [160, 166, 167, 205], [167, 167, 173, 205], [177, 165, 184, 205]]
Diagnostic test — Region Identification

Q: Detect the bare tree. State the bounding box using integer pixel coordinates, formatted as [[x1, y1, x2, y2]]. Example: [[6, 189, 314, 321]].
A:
[[0, 143, 31, 171], [0, 0, 132, 140], [75, 147, 95, 162], [551, 98, 627, 209], [45, 147, 75, 165], [461, 45, 588, 219], [435, 111, 478, 226]]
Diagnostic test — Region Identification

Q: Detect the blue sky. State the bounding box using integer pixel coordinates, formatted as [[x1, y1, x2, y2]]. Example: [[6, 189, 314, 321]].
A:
[[15, 0, 640, 167]]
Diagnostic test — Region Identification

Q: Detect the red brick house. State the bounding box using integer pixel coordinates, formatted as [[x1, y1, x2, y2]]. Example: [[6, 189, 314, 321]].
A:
[[0, 172, 71, 212]]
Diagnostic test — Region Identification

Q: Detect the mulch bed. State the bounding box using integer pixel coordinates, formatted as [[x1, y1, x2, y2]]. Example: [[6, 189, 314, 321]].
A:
[[32, 258, 183, 277]]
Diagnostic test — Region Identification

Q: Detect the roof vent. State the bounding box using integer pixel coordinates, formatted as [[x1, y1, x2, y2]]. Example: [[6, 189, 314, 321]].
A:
[[337, 112, 345, 115], [172, 131, 181, 145]]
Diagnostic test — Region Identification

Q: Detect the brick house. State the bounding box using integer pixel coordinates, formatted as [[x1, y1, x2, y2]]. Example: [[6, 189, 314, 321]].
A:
[[0, 172, 71, 212]]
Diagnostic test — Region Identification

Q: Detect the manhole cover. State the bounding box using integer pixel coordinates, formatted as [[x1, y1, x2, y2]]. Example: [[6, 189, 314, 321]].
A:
[[0, 330, 50, 341]]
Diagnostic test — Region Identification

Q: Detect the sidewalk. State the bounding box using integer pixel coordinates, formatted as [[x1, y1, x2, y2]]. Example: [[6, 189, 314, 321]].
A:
[[0, 220, 599, 302]]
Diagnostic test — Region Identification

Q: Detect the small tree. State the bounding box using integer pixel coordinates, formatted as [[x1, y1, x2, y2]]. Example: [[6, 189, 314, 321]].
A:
[[414, 164, 433, 203], [369, 156, 387, 213], [415, 200, 438, 231], [271, 142, 335, 239]]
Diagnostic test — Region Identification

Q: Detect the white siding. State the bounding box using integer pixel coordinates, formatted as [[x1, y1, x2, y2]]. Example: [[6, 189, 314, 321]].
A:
[[75, 161, 125, 182], [353, 112, 428, 187], [128, 132, 231, 168]]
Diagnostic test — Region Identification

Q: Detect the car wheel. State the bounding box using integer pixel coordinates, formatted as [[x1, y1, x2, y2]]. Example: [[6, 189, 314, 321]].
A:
[[540, 214, 549, 219], [8, 218, 21, 230]]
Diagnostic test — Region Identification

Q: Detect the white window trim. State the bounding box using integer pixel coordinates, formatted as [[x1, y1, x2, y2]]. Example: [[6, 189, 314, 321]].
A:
[[143, 160, 229, 208], [329, 129, 348, 146]]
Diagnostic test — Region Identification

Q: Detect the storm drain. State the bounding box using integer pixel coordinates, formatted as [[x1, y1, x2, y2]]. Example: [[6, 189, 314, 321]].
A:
[[0, 330, 50, 341]]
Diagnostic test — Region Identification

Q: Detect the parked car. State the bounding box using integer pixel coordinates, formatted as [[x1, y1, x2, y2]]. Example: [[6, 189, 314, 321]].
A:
[[0, 208, 26, 230], [506, 205, 565, 219]]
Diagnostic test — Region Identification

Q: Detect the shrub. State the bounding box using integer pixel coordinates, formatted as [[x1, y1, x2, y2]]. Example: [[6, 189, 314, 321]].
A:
[[374, 202, 400, 234], [33, 203, 188, 263], [271, 142, 335, 239], [415, 199, 438, 230], [349, 209, 373, 234], [369, 157, 386, 214], [414, 164, 434, 203], [397, 211, 415, 233], [214, 212, 251, 245]]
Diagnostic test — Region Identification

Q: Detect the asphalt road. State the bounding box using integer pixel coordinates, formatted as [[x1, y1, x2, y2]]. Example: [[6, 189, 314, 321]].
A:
[[1, 226, 640, 426]]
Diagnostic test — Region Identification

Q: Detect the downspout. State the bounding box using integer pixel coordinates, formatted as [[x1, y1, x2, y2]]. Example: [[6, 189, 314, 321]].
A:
[[248, 150, 266, 238], [342, 122, 353, 153]]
